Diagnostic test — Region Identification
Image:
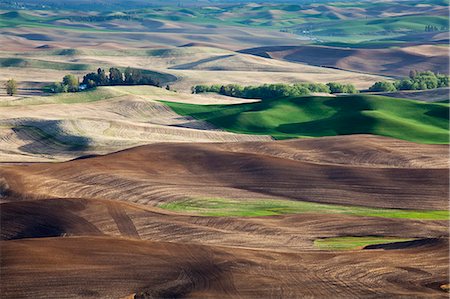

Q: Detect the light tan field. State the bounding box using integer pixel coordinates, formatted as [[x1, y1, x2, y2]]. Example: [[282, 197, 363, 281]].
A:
[[0, 45, 390, 96], [0, 86, 269, 162], [0, 21, 306, 52]]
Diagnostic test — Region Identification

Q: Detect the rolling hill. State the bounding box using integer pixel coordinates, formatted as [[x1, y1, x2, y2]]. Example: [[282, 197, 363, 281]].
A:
[[1, 1, 449, 298], [1, 135, 448, 210], [0, 86, 270, 162], [1, 135, 448, 298], [164, 94, 450, 144], [240, 45, 450, 77]]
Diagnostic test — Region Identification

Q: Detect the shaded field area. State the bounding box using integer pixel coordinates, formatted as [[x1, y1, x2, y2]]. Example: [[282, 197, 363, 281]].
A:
[[1, 135, 449, 298], [165, 94, 450, 144]]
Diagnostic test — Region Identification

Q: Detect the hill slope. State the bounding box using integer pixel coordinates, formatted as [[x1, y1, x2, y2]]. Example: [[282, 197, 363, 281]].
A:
[[240, 45, 449, 77], [0, 86, 271, 162], [1, 135, 448, 298], [1, 135, 448, 210], [164, 95, 450, 144]]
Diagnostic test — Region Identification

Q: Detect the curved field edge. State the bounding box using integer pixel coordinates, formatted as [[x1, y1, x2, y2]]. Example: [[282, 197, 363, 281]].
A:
[[314, 236, 417, 250], [158, 198, 450, 220], [162, 94, 450, 144]]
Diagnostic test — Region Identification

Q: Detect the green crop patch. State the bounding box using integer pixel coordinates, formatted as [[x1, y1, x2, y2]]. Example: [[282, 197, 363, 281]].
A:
[[159, 198, 450, 220], [314, 236, 417, 250], [163, 94, 450, 144]]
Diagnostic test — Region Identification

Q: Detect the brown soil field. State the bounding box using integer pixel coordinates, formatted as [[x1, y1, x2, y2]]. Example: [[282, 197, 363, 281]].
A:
[[1, 135, 448, 209], [0, 135, 449, 298], [2, 235, 447, 299]]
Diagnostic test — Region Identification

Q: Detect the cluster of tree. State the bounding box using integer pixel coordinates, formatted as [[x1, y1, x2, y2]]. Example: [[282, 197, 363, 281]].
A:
[[368, 71, 449, 92], [192, 82, 357, 99], [5, 79, 17, 96], [82, 67, 159, 88], [424, 25, 447, 32], [47, 67, 161, 93], [325, 82, 358, 94]]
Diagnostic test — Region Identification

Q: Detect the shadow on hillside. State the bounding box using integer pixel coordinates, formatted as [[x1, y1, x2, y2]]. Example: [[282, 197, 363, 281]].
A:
[[12, 120, 91, 155]]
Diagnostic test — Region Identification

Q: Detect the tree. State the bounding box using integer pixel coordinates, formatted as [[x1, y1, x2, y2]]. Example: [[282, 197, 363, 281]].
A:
[[326, 82, 358, 94], [109, 67, 123, 85], [131, 68, 143, 84], [48, 82, 67, 93], [124, 67, 134, 84], [62, 74, 79, 92], [409, 70, 417, 79], [437, 74, 449, 88], [82, 72, 99, 87], [395, 79, 414, 90], [97, 68, 108, 86], [166, 85, 171, 90], [342, 84, 358, 94], [369, 81, 397, 92], [5, 79, 17, 96]]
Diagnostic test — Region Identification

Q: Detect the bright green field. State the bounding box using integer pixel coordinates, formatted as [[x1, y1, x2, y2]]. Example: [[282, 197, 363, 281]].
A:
[[164, 95, 450, 144], [159, 198, 450, 220], [314, 236, 416, 250]]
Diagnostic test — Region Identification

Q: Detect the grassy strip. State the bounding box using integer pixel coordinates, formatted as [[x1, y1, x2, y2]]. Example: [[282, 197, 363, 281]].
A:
[[163, 94, 450, 144], [314, 236, 416, 250], [159, 198, 449, 220]]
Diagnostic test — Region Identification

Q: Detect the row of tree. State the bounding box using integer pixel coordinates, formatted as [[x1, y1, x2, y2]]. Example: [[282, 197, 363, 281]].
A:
[[47, 67, 162, 93], [192, 82, 357, 100], [368, 71, 449, 92], [82, 67, 160, 88]]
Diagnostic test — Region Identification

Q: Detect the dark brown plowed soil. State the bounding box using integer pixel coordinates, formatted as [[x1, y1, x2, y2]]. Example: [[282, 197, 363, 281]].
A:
[[1, 135, 447, 210], [1, 236, 448, 298], [1, 135, 448, 298]]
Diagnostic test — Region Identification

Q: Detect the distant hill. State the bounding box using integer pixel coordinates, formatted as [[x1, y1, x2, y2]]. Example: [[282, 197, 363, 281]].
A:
[[1, 0, 372, 10], [240, 45, 449, 77]]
